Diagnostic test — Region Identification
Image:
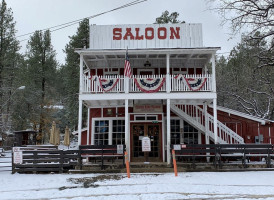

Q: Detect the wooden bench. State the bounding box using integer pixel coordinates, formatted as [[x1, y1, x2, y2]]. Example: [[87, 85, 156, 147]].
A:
[[172, 144, 218, 168], [216, 144, 273, 168], [79, 145, 126, 169]]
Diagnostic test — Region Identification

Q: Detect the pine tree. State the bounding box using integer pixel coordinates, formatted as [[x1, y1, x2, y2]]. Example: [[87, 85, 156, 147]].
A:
[[216, 34, 274, 119], [17, 30, 58, 143], [59, 19, 89, 131], [0, 0, 20, 136], [155, 10, 185, 24]]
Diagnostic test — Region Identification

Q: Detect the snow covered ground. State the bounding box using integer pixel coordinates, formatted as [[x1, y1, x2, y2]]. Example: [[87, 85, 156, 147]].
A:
[[1, 171, 274, 200]]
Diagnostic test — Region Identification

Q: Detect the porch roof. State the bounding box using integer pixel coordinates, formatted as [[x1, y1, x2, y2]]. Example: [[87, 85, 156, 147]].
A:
[[76, 47, 220, 69]]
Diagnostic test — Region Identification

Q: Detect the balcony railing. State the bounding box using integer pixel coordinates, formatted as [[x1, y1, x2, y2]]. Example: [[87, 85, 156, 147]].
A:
[[82, 74, 213, 94]]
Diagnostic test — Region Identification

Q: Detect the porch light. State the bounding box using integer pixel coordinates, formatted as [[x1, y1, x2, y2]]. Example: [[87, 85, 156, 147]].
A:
[[144, 60, 151, 67]]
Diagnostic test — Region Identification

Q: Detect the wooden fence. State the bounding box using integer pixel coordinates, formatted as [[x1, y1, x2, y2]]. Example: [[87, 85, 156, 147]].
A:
[[12, 145, 126, 173], [172, 144, 274, 169], [0, 146, 12, 172]]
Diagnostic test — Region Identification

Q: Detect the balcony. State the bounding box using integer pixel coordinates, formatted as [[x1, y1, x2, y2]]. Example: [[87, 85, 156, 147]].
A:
[[82, 74, 213, 94]]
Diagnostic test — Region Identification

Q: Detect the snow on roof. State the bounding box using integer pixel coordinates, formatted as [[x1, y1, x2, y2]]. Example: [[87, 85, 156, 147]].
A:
[[209, 105, 274, 125]]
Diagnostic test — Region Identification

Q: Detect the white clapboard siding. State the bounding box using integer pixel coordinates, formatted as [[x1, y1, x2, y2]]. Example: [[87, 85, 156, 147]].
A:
[[90, 24, 203, 50]]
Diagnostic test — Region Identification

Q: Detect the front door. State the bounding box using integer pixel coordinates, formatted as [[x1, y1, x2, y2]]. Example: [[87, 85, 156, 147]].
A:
[[131, 123, 161, 162]]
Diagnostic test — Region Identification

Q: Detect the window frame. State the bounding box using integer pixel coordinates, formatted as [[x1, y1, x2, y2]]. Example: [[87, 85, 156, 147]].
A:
[[92, 117, 125, 145]]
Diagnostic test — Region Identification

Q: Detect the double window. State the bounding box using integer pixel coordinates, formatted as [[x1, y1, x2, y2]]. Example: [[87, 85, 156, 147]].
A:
[[170, 119, 199, 145], [93, 119, 125, 145]]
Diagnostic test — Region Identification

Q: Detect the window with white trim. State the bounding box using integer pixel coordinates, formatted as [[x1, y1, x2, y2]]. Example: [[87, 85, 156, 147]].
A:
[[171, 119, 181, 144], [94, 120, 109, 145], [112, 120, 125, 145], [135, 115, 157, 121], [183, 121, 198, 144]]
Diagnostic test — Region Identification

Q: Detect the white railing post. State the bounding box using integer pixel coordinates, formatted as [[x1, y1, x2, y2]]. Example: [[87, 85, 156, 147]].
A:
[[166, 54, 170, 93], [124, 76, 129, 93]]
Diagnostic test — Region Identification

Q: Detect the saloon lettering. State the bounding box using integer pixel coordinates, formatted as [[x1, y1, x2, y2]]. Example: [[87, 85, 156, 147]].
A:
[[113, 27, 180, 40]]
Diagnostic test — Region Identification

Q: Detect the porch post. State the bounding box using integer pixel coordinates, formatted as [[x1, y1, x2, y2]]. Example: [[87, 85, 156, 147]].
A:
[[87, 107, 90, 145], [212, 51, 218, 144], [167, 98, 171, 164], [213, 98, 218, 144], [79, 54, 84, 94], [78, 53, 84, 146], [125, 99, 130, 161], [203, 102, 210, 162], [166, 53, 170, 93], [78, 99, 83, 146], [203, 102, 209, 145]]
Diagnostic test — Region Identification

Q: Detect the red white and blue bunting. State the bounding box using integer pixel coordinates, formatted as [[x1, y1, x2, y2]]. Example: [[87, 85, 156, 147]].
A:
[[175, 74, 207, 91], [134, 77, 166, 93], [98, 78, 119, 92]]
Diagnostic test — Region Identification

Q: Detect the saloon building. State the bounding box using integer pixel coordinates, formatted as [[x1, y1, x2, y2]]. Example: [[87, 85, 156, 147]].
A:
[[76, 23, 273, 164]]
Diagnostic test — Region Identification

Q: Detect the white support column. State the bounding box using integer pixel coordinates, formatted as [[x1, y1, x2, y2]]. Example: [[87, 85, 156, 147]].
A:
[[125, 99, 130, 161], [211, 53, 216, 92], [162, 113, 165, 162], [166, 54, 170, 93], [203, 102, 210, 162], [78, 100, 83, 146], [79, 54, 84, 94], [167, 98, 171, 164], [78, 53, 84, 146], [87, 107, 90, 145], [213, 98, 218, 144], [203, 102, 209, 145]]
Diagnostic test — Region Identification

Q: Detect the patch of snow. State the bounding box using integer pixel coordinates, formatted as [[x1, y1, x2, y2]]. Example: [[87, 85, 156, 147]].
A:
[[1, 171, 274, 199]]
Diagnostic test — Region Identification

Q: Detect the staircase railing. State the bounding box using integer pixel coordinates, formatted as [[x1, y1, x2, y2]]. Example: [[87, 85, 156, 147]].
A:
[[171, 104, 244, 144]]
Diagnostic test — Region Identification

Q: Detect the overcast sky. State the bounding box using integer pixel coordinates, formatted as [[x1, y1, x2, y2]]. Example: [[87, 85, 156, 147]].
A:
[[5, 0, 241, 65]]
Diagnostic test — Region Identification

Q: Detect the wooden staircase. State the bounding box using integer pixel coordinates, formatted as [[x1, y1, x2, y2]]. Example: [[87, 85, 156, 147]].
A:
[[170, 104, 244, 144]]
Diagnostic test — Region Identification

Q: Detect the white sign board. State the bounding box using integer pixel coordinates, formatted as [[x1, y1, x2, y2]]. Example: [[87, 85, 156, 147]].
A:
[[90, 23, 203, 49], [117, 145, 124, 154], [173, 145, 181, 150], [13, 147, 23, 164], [142, 137, 151, 152]]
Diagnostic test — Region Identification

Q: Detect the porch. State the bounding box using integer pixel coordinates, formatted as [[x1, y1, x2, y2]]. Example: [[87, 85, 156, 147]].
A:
[[77, 48, 220, 164]]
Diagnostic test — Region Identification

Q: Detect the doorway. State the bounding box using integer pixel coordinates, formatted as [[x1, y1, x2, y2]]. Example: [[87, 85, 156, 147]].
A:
[[131, 123, 161, 162]]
